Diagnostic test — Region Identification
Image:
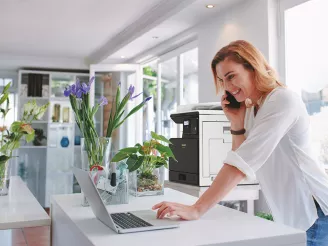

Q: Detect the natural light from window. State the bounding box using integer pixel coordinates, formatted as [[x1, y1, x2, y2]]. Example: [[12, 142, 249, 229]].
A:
[[285, 0, 328, 165]]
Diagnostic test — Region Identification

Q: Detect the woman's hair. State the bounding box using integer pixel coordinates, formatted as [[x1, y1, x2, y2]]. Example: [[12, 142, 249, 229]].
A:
[[211, 40, 284, 95]]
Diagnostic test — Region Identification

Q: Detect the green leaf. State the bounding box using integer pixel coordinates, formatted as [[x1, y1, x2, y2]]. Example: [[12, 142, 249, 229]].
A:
[[151, 131, 172, 144], [119, 147, 138, 154], [129, 156, 145, 172], [0, 155, 10, 166], [135, 143, 144, 155], [26, 132, 35, 143], [8, 140, 20, 151], [10, 121, 23, 132], [111, 151, 130, 162], [154, 143, 177, 161], [115, 85, 121, 112], [126, 154, 138, 170], [3, 82, 11, 94], [0, 93, 9, 105], [0, 108, 5, 115]]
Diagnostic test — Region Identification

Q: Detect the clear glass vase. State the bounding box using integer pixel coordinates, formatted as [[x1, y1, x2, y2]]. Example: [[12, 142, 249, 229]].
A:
[[0, 159, 10, 196], [80, 137, 111, 206], [79, 138, 129, 206], [129, 166, 165, 197]]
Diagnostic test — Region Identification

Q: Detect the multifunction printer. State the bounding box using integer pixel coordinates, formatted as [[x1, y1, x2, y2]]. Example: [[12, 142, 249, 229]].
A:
[[169, 103, 257, 186]]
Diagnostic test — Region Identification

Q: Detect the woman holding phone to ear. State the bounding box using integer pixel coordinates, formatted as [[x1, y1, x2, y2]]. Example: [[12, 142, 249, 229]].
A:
[[152, 40, 328, 245]]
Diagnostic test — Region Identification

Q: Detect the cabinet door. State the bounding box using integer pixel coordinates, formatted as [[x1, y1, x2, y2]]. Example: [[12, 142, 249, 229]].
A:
[[202, 122, 232, 178]]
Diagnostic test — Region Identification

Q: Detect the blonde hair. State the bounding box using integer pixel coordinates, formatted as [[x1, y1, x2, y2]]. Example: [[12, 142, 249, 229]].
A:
[[211, 40, 284, 95]]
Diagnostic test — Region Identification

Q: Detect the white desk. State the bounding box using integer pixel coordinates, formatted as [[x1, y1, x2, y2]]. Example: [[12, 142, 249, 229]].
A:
[[165, 181, 260, 214], [0, 176, 50, 230], [51, 188, 306, 246]]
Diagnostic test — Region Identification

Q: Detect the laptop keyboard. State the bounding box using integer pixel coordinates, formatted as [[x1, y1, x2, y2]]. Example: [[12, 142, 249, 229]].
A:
[[111, 213, 153, 229]]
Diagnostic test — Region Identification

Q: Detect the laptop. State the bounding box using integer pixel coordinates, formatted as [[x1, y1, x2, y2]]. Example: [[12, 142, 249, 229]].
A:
[[73, 167, 179, 234]]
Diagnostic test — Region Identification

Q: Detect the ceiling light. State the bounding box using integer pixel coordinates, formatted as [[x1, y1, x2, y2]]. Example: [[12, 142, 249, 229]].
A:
[[152, 36, 159, 39], [206, 4, 215, 8], [121, 56, 125, 58]]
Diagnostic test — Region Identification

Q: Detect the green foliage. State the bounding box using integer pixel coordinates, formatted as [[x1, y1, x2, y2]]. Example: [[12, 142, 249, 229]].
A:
[[0, 83, 49, 170], [111, 131, 176, 174], [256, 212, 274, 221]]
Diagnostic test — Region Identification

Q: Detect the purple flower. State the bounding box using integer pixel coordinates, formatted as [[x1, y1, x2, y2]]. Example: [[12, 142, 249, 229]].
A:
[[71, 84, 77, 95], [81, 83, 90, 94], [98, 96, 108, 106], [128, 85, 135, 95], [128, 84, 142, 101], [64, 86, 71, 97], [76, 89, 83, 98], [89, 76, 95, 86], [118, 81, 121, 87], [144, 96, 152, 103]]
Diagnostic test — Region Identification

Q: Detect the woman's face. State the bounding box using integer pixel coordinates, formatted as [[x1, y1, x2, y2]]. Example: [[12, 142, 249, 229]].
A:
[[216, 58, 256, 102]]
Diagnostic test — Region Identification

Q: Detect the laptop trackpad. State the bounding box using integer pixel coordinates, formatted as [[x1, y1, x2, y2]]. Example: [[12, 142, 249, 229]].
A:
[[129, 210, 180, 227]]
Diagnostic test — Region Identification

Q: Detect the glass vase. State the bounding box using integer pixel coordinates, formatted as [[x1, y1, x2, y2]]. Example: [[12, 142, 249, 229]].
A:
[[80, 137, 111, 206], [129, 166, 165, 197], [79, 138, 129, 206], [0, 159, 10, 196]]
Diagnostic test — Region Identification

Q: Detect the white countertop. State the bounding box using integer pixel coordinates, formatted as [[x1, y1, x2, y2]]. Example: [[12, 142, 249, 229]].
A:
[[51, 188, 306, 246], [0, 176, 50, 230]]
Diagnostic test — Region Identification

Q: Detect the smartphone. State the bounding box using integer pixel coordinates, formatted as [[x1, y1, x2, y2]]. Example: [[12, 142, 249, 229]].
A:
[[225, 91, 240, 108]]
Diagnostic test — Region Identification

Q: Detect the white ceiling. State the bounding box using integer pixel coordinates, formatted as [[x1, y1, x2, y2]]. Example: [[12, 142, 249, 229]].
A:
[[0, 0, 163, 58], [108, 0, 244, 61], [0, 0, 245, 70]]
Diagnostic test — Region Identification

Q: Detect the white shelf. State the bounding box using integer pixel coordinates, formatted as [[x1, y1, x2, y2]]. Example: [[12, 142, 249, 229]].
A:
[[31, 121, 48, 124], [49, 97, 69, 101], [20, 97, 49, 100], [20, 146, 47, 149]]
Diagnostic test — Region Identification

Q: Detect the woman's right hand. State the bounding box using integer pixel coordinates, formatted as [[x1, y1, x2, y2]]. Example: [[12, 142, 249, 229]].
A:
[[221, 93, 246, 130], [152, 201, 201, 220]]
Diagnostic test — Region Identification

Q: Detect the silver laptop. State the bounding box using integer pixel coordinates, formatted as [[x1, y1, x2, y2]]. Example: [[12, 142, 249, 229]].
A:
[[73, 167, 179, 234]]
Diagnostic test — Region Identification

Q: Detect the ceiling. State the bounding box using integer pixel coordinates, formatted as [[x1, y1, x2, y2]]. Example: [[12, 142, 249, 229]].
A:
[[0, 0, 245, 70]]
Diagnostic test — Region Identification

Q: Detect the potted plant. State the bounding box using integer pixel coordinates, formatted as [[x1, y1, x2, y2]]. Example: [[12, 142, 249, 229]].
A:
[[0, 83, 49, 195], [111, 131, 177, 196]]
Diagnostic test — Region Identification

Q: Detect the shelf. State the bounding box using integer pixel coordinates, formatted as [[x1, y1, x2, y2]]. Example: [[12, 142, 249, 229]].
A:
[[20, 96, 49, 100], [20, 146, 47, 149], [49, 97, 69, 101], [49, 122, 74, 126], [31, 121, 48, 124]]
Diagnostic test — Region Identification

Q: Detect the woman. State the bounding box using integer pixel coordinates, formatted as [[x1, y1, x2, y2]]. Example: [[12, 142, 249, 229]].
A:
[[152, 40, 328, 245]]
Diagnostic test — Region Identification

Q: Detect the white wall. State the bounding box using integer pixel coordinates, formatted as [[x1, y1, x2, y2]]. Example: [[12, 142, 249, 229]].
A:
[[197, 0, 270, 103]]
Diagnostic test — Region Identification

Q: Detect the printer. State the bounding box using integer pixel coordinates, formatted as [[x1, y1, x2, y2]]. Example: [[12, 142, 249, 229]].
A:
[[169, 102, 257, 186]]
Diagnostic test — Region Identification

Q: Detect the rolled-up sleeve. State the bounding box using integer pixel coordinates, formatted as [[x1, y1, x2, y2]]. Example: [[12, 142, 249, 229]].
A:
[[223, 90, 300, 180]]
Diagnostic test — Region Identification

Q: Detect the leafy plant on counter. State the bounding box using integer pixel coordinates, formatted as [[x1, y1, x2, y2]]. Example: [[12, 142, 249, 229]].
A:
[[112, 131, 177, 174], [111, 131, 176, 192]]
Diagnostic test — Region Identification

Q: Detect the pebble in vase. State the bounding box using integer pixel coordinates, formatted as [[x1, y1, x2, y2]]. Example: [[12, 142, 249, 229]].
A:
[[60, 136, 69, 148]]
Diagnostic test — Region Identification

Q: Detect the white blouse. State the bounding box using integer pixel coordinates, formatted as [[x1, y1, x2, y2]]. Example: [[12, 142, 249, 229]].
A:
[[223, 87, 328, 231]]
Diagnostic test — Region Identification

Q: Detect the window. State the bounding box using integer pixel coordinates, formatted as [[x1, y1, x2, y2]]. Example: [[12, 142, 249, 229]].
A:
[[284, 0, 328, 165], [182, 48, 199, 105]]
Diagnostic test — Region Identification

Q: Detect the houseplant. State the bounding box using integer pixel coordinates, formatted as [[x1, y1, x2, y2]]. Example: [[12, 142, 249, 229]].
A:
[[111, 131, 176, 196], [64, 76, 151, 205], [64, 77, 151, 171], [0, 83, 49, 195]]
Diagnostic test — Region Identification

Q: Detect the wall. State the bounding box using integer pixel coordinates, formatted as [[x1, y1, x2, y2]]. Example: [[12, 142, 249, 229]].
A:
[[197, 0, 274, 214], [197, 0, 270, 103]]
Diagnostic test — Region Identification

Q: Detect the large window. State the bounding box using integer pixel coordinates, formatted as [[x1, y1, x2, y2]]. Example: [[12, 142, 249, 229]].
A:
[[142, 46, 199, 141], [285, 0, 328, 165], [182, 48, 199, 105]]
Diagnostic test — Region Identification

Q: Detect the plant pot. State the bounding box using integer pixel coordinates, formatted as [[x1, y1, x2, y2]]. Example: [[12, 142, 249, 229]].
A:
[[0, 159, 10, 196], [129, 166, 164, 197]]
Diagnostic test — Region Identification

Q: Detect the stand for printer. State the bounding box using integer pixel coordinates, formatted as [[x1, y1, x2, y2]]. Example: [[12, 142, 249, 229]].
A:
[[164, 181, 260, 215]]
